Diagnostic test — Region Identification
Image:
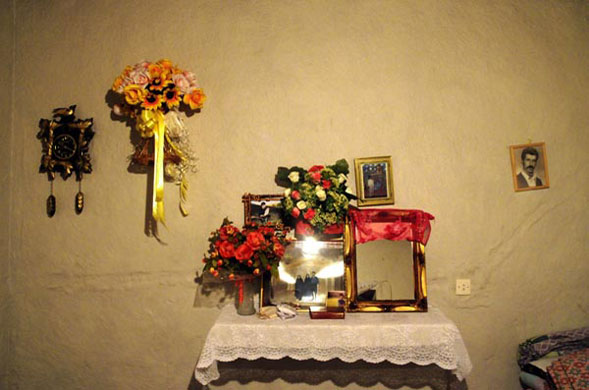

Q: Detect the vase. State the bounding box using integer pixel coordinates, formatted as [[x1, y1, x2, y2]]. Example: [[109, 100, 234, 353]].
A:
[[236, 276, 259, 316], [295, 220, 314, 237], [295, 220, 344, 240]]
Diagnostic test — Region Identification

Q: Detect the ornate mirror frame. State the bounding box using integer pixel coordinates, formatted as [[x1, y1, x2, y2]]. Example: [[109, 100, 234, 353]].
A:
[[344, 207, 433, 312]]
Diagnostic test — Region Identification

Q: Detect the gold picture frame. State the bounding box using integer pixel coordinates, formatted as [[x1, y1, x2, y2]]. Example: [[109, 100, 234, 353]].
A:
[[509, 142, 550, 192], [354, 156, 395, 206], [241, 193, 286, 228]]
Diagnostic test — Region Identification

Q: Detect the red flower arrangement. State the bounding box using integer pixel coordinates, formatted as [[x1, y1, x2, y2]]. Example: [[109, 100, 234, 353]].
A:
[[201, 218, 287, 280]]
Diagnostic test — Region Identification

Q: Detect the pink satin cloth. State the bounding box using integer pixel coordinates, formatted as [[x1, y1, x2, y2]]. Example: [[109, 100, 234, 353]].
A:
[[348, 207, 435, 245]]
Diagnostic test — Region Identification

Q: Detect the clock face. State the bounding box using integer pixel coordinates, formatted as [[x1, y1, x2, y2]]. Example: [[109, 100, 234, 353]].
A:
[[52, 133, 77, 160]]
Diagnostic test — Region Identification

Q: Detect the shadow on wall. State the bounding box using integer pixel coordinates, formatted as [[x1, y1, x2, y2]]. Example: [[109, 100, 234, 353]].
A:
[[186, 358, 468, 390], [193, 273, 241, 309]]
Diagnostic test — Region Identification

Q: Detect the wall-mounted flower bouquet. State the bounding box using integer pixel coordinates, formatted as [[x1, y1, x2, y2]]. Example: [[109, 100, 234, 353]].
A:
[[275, 159, 356, 236], [110, 59, 206, 226], [201, 218, 287, 280]]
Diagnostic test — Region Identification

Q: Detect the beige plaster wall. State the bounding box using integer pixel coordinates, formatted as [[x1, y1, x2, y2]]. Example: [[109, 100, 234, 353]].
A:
[[3, 1, 588, 389], [0, 0, 15, 388]]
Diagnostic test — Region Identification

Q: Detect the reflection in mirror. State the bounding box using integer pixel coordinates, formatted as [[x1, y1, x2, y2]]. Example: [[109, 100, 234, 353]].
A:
[[355, 240, 414, 301], [263, 238, 345, 309]]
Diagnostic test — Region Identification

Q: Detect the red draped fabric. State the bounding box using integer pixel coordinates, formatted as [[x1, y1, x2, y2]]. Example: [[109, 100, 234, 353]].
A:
[[348, 207, 435, 245]]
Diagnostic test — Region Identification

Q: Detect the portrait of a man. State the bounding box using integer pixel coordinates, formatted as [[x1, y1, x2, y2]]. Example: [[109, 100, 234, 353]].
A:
[[509, 143, 550, 192]]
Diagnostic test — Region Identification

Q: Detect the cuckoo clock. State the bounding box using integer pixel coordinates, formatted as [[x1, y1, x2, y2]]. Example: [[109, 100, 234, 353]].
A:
[[37, 105, 94, 217]]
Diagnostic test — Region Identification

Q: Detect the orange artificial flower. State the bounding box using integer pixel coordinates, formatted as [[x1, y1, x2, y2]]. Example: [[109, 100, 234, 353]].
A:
[[141, 93, 162, 110], [112, 76, 124, 91], [149, 76, 171, 92], [156, 59, 174, 72], [163, 87, 181, 108], [148, 64, 163, 78], [183, 88, 206, 110], [123, 84, 147, 105]]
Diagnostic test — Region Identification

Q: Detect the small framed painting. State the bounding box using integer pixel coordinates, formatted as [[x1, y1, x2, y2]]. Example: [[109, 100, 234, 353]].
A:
[[509, 142, 550, 192], [354, 156, 395, 206], [241, 193, 285, 227]]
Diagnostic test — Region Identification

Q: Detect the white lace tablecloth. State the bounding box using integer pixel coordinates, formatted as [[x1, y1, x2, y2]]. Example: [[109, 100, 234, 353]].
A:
[[195, 305, 472, 385]]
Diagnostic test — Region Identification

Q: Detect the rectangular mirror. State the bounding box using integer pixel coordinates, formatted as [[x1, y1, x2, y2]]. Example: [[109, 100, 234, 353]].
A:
[[355, 240, 414, 301], [261, 239, 345, 310], [344, 207, 432, 312]]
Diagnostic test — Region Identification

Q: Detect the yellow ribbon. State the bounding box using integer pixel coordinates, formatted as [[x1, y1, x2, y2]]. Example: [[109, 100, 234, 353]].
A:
[[164, 133, 190, 217], [137, 110, 166, 226]]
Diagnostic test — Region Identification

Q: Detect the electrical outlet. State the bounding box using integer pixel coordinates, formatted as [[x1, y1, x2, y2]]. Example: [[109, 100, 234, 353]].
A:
[[456, 279, 471, 295]]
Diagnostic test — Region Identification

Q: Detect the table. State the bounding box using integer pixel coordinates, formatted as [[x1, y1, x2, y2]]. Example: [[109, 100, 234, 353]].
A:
[[195, 305, 472, 387]]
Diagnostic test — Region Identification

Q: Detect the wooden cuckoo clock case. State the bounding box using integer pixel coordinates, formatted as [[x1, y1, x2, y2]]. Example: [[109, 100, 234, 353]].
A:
[[37, 105, 94, 217]]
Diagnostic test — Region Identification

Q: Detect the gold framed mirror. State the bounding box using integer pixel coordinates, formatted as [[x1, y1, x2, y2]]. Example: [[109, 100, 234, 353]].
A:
[[344, 207, 433, 312]]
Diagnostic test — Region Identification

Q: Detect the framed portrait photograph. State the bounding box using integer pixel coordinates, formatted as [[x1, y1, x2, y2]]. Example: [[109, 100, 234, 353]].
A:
[[241, 193, 285, 227], [509, 142, 550, 192], [354, 156, 395, 206], [260, 239, 345, 310]]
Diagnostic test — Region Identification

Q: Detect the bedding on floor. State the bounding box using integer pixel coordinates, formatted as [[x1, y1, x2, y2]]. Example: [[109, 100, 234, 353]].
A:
[[517, 326, 589, 390]]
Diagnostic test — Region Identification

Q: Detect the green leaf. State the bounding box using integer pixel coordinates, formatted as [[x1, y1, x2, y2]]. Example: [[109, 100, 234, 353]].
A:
[[260, 253, 268, 267], [275, 166, 307, 188], [275, 167, 291, 187], [329, 159, 349, 175]]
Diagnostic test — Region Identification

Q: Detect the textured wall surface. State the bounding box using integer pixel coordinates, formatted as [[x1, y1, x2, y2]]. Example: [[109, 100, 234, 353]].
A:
[[2, 1, 589, 389], [0, 0, 15, 388]]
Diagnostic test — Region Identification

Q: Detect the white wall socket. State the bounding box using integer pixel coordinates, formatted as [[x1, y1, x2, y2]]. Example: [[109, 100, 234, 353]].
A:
[[456, 279, 471, 295]]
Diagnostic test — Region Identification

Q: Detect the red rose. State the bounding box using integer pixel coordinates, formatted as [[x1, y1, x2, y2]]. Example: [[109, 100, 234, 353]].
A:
[[309, 165, 324, 172], [291, 190, 301, 200], [235, 243, 254, 261], [218, 241, 235, 258], [291, 208, 301, 218], [303, 208, 316, 220], [246, 231, 265, 250], [310, 171, 321, 183], [273, 242, 285, 257], [218, 225, 237, 240], [258, 227, 275, 236], [322, 179, 332, 189]]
